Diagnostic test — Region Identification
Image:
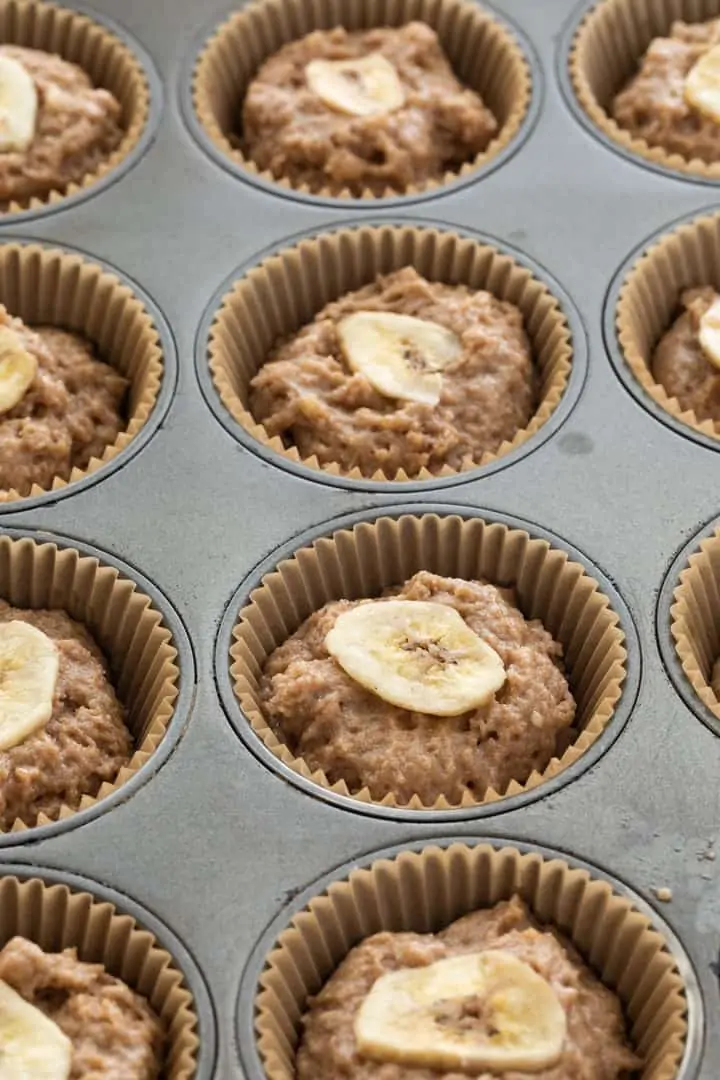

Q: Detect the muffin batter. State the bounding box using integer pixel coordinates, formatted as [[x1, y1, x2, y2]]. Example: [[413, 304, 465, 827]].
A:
[[250, 267, 537, 479], [0, 307, 127, 496], [0, 601, 132, 830], [0, 45, 123, 206], [242, 23, 498, 196], [0, 936, 163, 1078], [612, 18, 720, 163], [297, 896, 641, 1080], [652, 287, 720, 426], [259, 571, 576, 805]]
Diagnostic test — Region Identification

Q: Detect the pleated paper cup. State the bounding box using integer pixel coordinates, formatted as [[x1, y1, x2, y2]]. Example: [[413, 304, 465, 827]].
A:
[[570, 0, 720, 178], [0, 533, 180, 834], [0, 241, 164, 502], [208, 224, 573, 483], [192, 0, 531, 200], [670, 524, 720, 720], [230, 512, 627, 810], [616, 210, 720, 441], [254, 841, 689, 1080], [0, 0, 150, 213], [0, 873, 198, 1077]]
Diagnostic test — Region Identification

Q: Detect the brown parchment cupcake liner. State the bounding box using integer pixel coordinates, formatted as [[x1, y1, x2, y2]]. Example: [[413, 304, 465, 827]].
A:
[[0, 533, 179, 833], [0, 0, 150, 214], [230, 512, 627, 810], [192, 0, 531, 200], [208, 224, 573, 484], [254, 841, 689, 1080], [570, 0, 720, 179], [616, 210, 720, 442], [670, 525, 720, 718], [0, 241, 163, 503], [0, 873, 198, 1076]]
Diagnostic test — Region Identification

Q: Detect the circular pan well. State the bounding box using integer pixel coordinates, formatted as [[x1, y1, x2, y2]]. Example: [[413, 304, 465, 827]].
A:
[[658, 512, 720, 739], [0, 0, 162, 222], [216, 504, 640, 822], [561, 0, 720, 184], [604, 206, 720, 451], [237, 837, 703, 1080], [0, 862, 216, 1078], [0, 525, 195, 846], [183, 0, 540, 208], [197, 219, 586, 493], [0, 237, 175, 511]]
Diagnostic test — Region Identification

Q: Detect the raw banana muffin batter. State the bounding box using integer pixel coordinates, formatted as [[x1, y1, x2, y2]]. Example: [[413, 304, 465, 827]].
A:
[[242, 23, 498, 196], [0, 305, 127, 496], [651, 287, 720, 426], [0, 45, 123, 206], [0, 600, 132, 831], [297, 896, 641, 1079], [249, 268, 537, 479], [612, 17, 720, 163], [0, 936, 163, 1077], [258, 571, 576, 805]]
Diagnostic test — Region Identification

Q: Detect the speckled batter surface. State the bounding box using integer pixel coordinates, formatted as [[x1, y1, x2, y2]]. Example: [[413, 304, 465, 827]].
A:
[[651, 287, 720, 426]]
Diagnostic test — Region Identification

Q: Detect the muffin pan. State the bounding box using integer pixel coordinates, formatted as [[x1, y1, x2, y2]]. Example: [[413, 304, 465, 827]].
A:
[[0, 0, 719, 1076]]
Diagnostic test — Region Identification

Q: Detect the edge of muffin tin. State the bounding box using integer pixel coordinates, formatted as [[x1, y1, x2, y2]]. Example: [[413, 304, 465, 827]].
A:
[[215, 501, 642, 822], [603, 204, 720, 454], [0, 235, 176, 514], [0, 1, 163, 225], [178, 1, 544, 210], [0, 860, 217, 1077], [235, 834, 706, 1080], [0, 524, 196, 848], [557, 0, 720, 187], [657, 512, 720, 739], [195, 216, 588, 493]]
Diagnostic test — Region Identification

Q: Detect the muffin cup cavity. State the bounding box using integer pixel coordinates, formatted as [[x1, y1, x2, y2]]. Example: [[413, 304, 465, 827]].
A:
[[208, 224, 573, 484], [191, 0, 531, 200], [0, 241, 163, 503], [0, 872, 199, 1077], [230, 512, 627, 811], [0, 0, 151, 213], [252, 841, 689, 1080], [670, 525, 720, 721], [570, 0, 720, 179], [0, 533, 180, 834], [616, 210, 720, 442]]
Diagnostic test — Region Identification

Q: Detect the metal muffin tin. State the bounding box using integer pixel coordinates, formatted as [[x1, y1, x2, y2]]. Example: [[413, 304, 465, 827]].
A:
[[1, 0, 718, 1076]]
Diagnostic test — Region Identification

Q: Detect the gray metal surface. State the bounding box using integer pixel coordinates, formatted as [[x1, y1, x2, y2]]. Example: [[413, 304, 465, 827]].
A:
[[0, 0, 717, 1077]]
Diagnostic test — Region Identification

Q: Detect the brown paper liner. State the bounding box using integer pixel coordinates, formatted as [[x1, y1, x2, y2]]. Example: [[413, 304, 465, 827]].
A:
[[0, 533, 180, 833], [209, 224, 573, 483], [616, 210, 720, 441], [670, 525, 720, 717], [0, 0, 150, 214], [0, 241, 163, 503], [0, 874, 198, 1076], [230, 512, 627, 810], [255, 841, 688, 1080], [570, 0, 720, 179], [192, 0, 531, 200]]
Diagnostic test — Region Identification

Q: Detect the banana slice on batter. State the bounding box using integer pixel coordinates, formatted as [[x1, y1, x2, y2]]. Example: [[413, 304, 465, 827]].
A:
[[324, 600, 506, 716], [306, 53, 405, 116], [0, 326, 37, 415], [336, 311, 462, 405], [0, 978, 72, 1078], [0, 620, 59, 751], [698, 295, 720, 369], [685, 44, 720, 122], [0, 55, 38, 152], [355, 949, 567, 1073]]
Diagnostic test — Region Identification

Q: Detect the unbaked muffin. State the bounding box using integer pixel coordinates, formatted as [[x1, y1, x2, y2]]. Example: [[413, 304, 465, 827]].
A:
[[297, 895, 640, 1080], [250, 267, 536, 479], [258, 571, 576, 806], [651, 286, 720, 426], [242, 22, 497, 196]]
